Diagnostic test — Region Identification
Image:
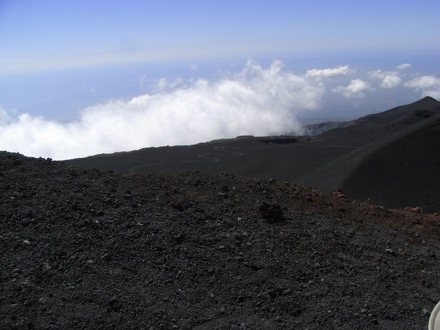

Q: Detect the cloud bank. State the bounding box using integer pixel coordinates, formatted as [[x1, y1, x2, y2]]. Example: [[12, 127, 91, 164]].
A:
[[1, 60, 438, 160], [0, 61, 324, 160]]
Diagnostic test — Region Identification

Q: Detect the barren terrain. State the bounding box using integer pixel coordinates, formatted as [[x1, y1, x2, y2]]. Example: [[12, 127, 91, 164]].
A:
[[1, 151, 439, 329], [67, 97, 440, 212], [2, 97, 440, 329]]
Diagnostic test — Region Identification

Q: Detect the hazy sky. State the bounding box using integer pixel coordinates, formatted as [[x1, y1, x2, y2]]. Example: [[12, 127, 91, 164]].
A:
[[0, 1, 439, 159], [1, 0, 439, 73]]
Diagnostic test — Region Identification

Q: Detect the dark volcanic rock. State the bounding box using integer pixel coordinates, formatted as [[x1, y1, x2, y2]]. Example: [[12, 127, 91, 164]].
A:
[[259, 202, 286, 223], [1, 151, 439, 329]]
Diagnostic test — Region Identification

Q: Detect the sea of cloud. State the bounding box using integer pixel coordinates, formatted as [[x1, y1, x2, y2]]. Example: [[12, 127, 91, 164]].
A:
[[0, 60, 439, 160]]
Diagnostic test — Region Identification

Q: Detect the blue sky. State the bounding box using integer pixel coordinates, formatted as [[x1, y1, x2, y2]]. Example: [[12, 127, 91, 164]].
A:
[[1, 0, 439, 73], [0, 0, 439, 159]]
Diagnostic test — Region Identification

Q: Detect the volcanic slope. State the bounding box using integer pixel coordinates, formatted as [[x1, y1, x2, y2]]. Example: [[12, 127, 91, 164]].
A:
[[299, 100, 440, 211], [67, 97, 440, 211], [314, 96, 440, 146], [1, 151, 440, 329], [341, 113, 440, 211]]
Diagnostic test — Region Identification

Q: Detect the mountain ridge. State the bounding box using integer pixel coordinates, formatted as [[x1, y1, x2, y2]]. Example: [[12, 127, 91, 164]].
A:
[[66, 96, 440, 211]]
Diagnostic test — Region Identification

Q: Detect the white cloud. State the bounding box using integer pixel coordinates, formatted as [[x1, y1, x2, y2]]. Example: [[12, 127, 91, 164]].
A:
[[369, 70, 402, 88], [0, 60, 325, 160], [405, 75, 440, 99], [405, 75, 439, 89], [332, 79, 370, 98], [381, 75, 402, 88], [397, 63, 411, 70], [305, 65, 353, 80]]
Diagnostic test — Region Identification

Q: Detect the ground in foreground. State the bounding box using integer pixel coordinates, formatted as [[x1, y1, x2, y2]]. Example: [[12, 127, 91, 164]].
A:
[[1, 152, 439, 329]]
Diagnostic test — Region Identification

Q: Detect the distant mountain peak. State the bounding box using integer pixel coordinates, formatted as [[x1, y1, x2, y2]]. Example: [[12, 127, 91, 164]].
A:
[[416, 96, 439, 104]]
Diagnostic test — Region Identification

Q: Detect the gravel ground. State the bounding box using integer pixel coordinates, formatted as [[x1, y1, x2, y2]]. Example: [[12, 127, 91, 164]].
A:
[[1, 151, 439, 329]]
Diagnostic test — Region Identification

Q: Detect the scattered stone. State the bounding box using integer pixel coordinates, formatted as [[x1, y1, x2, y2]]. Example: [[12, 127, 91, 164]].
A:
[[333, 189, 347, 199], [405, 206, 423, 214], [423, 308, 431, 317], [173, 233, 186, 244], [259, 202, 286, 223]]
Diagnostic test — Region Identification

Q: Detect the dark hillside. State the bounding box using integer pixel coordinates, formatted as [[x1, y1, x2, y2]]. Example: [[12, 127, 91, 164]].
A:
[[300, 113, 440, 211], [317, 96, 440, 146], [341, 114, 440, 211], [66, 97, 440, 212]]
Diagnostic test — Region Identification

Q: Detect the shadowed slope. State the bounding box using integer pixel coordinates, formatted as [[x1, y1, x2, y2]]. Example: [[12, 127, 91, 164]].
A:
[[298, 98, 440, 211], [299, 109, 440, 202], [316, 96, 440, 146], [342, 114, 440, 211]]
